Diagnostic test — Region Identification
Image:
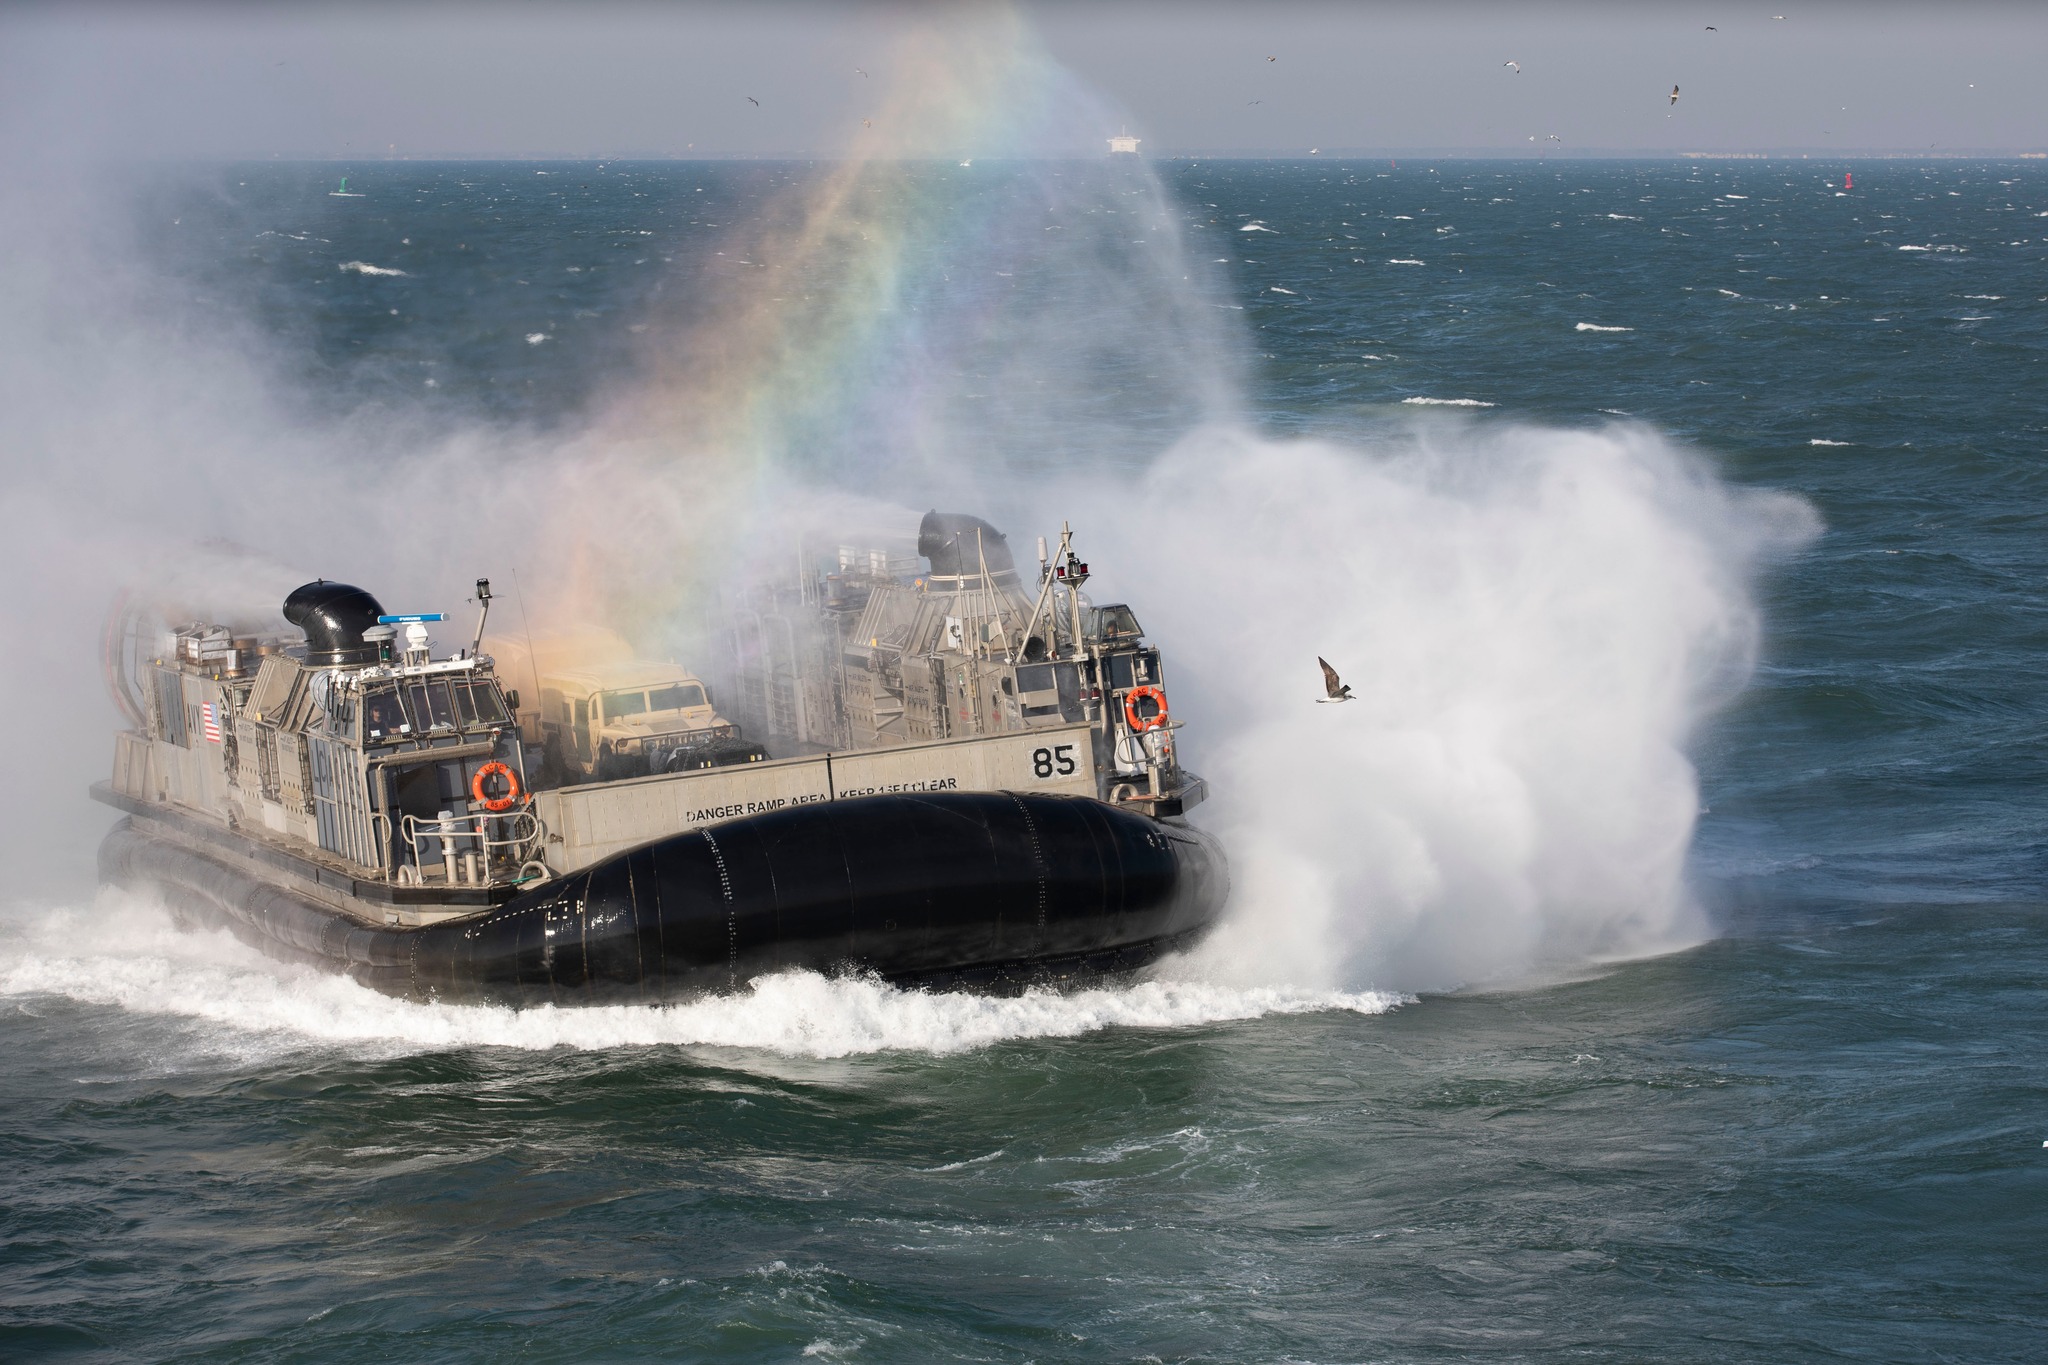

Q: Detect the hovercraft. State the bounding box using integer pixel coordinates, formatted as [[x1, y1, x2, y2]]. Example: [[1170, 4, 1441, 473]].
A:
[[93, 514, 1226, 1004]]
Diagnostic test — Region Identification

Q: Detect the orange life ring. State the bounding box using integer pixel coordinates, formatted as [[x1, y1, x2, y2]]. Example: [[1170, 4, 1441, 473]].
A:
[[471, 760, 522, 813], [1123, 685, 1169, 733]]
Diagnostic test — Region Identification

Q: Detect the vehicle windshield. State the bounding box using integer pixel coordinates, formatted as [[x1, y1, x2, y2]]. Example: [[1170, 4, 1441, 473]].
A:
[[600, 689, 649, 721], [649, 683, 706, 711]]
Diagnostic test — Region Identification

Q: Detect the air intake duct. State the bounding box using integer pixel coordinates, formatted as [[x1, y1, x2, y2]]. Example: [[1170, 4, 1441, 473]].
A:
[[918, 511, 1017, 583], [283, 581, 387, 667]]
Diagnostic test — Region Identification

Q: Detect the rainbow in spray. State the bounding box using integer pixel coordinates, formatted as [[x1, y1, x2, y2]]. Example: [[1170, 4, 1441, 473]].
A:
[[526, 11, 1234, 655]]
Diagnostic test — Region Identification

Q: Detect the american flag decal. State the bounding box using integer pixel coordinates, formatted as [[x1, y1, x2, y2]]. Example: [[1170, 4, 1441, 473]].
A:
[[201, 702, 222, 744]]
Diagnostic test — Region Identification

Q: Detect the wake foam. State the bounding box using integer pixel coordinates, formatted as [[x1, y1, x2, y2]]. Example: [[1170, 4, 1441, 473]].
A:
[[0, 894, 1402, 1062]]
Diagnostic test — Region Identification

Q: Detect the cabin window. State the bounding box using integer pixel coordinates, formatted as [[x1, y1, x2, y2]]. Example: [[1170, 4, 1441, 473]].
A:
[[1087, 604, 1143, 642], [406, 682, 458, 731], [600, 689, 650, 721], [460, 681, 509, 726], [364, 689, 405, 739], [648, 683, 706, 711], [425, 682, 458, 730], [1016, 663, 1056, 695]]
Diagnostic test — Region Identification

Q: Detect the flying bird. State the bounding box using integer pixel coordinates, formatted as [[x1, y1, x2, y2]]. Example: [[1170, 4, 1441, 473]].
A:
[[1669, 84, 1680, 105], [1504, 60, 1520, 73], [855, 67, 867, 77], [1705, 26, 1717, 31], [862, 118, 872, 128], [1317, 658, 1353, 703], [1268, 55, 1277, 61]]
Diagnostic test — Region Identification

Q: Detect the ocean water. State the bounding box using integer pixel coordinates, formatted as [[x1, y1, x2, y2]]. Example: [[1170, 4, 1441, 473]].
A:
[[5, 159, 2047, 1361]]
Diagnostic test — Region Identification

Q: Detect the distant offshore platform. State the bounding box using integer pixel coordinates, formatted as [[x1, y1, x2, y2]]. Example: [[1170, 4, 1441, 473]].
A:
[[1107, 131, 1141, 155]]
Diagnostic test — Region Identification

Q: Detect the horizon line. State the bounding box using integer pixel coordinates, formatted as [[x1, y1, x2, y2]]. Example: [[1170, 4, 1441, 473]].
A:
[[168, 148, 2048, 164]]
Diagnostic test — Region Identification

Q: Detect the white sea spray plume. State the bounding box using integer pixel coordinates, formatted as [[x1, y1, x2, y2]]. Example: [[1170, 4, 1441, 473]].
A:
[[1074, 420, 1818, 994]]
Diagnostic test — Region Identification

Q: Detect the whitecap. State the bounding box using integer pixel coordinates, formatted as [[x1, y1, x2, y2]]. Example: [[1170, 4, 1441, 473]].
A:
[[1604, 214, 1641, 220], [1239, 223, 1276, 233], [1808, 439, 1852, 447], [338, 261, 407, 277], [1267, 286, 1299, 295], [1401, 397, 1495, 407], [1575, 323, 1633, 333], [525, 332, 548, 345], [1386, 258, 1425, 265], [1717, 288, 1742, 297]]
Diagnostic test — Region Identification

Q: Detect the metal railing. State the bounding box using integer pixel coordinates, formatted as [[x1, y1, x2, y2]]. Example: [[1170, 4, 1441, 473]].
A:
[[395, 808, 548, 888]]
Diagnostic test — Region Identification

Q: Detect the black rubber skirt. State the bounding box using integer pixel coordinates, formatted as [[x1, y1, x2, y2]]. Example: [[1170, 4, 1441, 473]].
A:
[[100, 791, 1229, 1006]]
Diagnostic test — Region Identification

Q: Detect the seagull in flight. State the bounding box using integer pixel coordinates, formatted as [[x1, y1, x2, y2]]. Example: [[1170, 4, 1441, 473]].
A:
[[1669, 84, 1681, 105], [1317, 658, 1354, 703], [1705, 26, 1717, 31], [746, 96, 760, 106], [854, 67, 867, 77], [1503, 60, 1521, 73]]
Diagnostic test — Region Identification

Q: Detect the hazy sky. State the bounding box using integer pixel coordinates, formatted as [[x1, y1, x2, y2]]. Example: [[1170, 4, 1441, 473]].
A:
[[2, 1, 2041, 159]]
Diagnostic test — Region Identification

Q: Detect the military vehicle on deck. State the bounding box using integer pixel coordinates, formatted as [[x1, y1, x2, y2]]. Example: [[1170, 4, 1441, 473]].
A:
[[493, 630, 766, 785]]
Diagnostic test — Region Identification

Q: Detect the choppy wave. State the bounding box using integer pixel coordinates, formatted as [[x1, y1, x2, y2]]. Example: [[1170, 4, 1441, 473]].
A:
[[1400, 396, 1494, 407], [1386, 258, 1425, 265], [1809, 439, 1853, 447], [0, 896, 1403, 1062], [337, 260, 408, 276], [1575, 323, 1634, 333]]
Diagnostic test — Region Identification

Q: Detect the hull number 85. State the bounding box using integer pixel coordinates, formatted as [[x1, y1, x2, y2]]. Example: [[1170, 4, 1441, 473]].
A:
[[1032, 744, 1078, 779]]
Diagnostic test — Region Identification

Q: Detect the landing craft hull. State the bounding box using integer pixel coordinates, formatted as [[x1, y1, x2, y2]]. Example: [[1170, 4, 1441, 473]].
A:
[[98, 792, 1228, 1006]]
